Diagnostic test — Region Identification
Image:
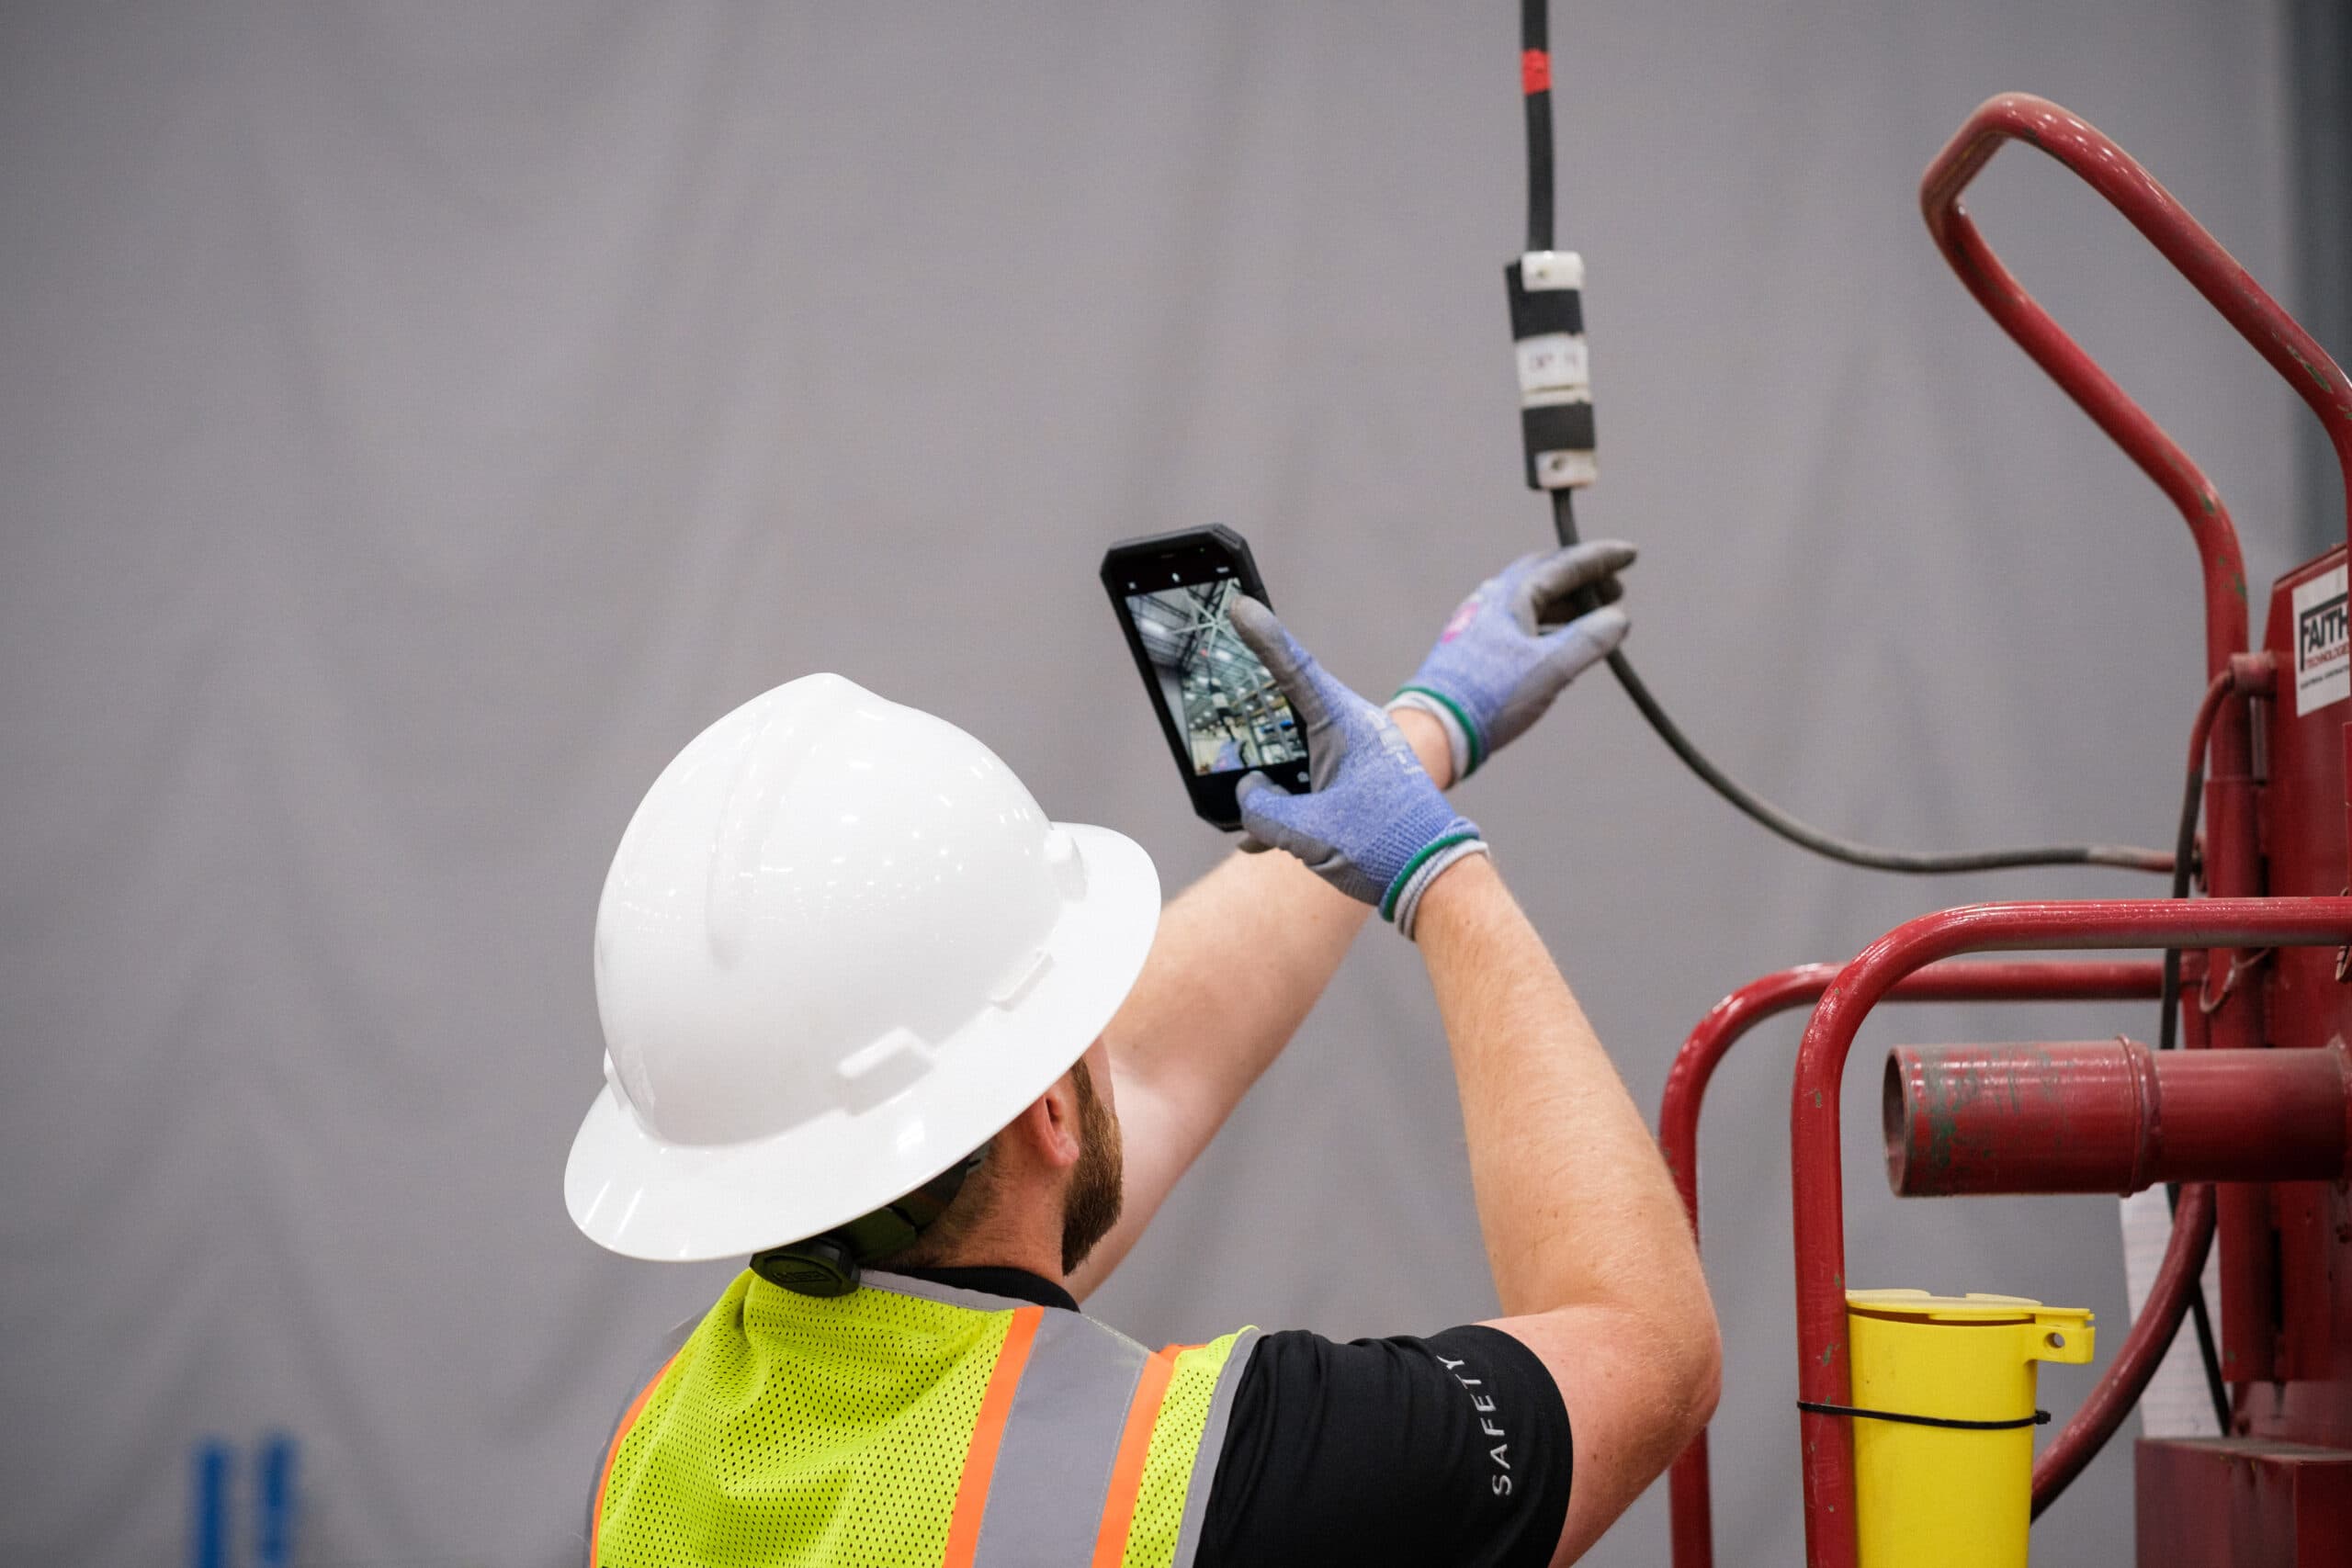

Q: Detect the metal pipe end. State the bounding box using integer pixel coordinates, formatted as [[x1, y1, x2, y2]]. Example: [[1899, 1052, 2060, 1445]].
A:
[[1883, 1051, 1917, 1195]]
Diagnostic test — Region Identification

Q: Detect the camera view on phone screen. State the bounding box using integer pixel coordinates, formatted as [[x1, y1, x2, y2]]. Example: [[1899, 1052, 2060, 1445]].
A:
[[1122, 578, 1306, 776]]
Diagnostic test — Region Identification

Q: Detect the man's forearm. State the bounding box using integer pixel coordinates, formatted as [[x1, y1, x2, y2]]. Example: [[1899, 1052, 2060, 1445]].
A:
[[1414, 855, 1702, 1320], [1069, 711, 1452, 1293], [1418, 854, 1717, 1563]]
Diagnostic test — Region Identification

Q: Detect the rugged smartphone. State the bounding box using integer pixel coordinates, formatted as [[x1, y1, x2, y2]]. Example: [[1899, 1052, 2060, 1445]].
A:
[[1102, 526, 1312, 830]]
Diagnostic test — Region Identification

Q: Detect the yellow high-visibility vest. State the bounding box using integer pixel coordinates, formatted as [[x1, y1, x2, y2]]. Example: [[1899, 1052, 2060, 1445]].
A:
[[593, 1269, 1257, 1568]]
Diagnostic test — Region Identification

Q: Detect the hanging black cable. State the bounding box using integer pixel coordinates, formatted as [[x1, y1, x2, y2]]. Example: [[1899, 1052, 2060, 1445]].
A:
[[2152, 680, 2236, 1439], [1513, 3, 2172, 876], [1521, 0, 1555, 254]]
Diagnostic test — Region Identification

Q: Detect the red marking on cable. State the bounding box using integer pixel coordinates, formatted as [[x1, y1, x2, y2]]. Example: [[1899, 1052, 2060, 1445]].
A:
[[1521, 50, 1551, 95]]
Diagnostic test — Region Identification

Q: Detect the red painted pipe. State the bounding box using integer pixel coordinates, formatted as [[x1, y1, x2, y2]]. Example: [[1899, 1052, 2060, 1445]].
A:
[[1658, 959, 2165, 1568], [1884, 1039, 2352, 1195], [1791, 897, 2352, 1568]]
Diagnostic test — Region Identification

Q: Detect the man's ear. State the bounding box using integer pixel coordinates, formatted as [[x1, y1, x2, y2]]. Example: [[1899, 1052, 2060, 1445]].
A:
[[1009, 1071, 1084, 1173]]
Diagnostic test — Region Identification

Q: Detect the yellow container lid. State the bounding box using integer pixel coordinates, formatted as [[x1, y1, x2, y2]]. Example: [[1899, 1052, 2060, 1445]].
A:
[[1847, 1289, 2094, 1329]]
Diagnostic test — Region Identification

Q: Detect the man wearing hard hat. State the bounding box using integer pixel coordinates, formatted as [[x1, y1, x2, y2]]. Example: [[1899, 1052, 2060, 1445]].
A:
[[569, 545, 1719, 1568]]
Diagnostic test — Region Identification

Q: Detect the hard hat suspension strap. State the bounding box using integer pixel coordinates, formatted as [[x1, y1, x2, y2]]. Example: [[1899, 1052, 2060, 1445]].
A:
[[749, 1147, 989, 1298]]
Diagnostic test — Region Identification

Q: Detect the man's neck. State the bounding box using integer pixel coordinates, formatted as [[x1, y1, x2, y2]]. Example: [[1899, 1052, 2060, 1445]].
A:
[[901, 1209, 1067, 1288]]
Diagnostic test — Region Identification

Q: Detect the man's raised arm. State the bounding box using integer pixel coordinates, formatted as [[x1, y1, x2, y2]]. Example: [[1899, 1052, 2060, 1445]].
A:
[[1171, 586, 1714, 1561], [1071, 544, 1632, 1296]]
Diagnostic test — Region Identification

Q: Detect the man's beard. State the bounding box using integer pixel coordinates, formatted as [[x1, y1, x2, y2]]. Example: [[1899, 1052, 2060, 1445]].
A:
[[1060, 1058, 1125, 1274]]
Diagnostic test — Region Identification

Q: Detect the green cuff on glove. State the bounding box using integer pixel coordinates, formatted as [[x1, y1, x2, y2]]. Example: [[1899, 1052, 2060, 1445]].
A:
[[1380, 830, 1489, 937]]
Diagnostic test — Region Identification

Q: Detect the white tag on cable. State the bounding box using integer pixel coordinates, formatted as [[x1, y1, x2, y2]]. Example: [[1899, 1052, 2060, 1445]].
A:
[[1516, 333, 1589, 397], [1520, 250, 1585, 290], [1533, 450, 1598, 488]]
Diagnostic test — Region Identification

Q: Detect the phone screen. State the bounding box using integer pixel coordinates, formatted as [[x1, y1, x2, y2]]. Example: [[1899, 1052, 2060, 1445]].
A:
[[1104, 525, 1309, 830], [1122, 575, 1306, 776]]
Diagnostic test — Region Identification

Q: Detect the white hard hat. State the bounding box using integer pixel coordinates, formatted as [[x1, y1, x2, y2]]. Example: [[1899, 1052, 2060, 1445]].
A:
[[565, 673, 1161, 1262]]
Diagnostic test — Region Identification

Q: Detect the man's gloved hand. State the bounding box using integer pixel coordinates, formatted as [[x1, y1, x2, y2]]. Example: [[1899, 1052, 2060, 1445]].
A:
[[1389, 541, 1634, 783], [1228, 595, 1487, 939]]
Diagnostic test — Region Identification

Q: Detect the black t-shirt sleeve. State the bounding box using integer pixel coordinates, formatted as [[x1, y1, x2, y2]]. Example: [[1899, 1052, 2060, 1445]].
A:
[[1195, 1323, 1572, 1568]]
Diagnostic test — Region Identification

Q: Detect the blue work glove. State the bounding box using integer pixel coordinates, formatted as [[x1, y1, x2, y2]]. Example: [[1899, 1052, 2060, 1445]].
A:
[[1389, 542, 1635, 782], [1228, 595, 1487, 939]]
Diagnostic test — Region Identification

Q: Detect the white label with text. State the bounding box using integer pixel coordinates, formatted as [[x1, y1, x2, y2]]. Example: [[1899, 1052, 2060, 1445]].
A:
[[2294, 564, 2349, 716]]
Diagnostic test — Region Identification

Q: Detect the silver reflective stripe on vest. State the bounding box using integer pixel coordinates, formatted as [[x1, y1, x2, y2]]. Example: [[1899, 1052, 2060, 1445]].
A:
[[971, 1307, 1153, 1568], [1167, 1326, 1260, 1568], [863, 1269, 1048, 1314]]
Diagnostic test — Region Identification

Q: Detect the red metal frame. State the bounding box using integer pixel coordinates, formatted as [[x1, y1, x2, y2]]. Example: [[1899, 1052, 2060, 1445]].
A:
[[1660, 959, 2165, 1568], [2245, 556, 2352, 1425], [1918, 86, 2352, 1052], [1665, 89, 2352, 1568], [1666, 662, 2258, 1564], [1791, 897, 2352, 1568], [1778, 92, 2352, 1565]]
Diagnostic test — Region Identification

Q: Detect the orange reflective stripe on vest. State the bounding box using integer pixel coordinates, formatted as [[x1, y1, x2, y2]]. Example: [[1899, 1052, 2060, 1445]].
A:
[[1090, 1348, 1177, 1568], [942, 1304, 1043, 1568]]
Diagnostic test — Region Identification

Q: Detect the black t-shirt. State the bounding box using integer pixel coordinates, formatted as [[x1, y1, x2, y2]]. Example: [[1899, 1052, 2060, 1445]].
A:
[[904, 1268, 1574, 1568]]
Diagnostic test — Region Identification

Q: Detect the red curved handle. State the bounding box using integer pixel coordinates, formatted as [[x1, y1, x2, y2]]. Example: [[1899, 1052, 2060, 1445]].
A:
[[1922, 92, 2352, 678]]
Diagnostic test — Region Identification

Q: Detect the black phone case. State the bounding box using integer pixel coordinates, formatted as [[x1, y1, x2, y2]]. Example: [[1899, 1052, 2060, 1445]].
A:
[[1100, 525, 1312, 830]]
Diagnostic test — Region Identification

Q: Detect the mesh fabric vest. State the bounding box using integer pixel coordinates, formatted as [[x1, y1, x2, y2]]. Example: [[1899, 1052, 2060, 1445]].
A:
[[593, 1270, 1257, 1568]]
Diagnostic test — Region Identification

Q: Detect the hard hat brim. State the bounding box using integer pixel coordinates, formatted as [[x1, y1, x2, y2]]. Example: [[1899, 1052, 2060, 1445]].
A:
[[561, 821, 1162, 1262]]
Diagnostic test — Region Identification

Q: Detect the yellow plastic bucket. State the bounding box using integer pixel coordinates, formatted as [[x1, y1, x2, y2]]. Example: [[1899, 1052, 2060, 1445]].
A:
[[1843, 1289, 2093, 1568]]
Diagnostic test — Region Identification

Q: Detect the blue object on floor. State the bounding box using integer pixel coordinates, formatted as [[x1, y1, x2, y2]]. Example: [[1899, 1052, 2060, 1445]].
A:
[[190, 1440, 234, 1568], [254, 1433, 300, 1568]]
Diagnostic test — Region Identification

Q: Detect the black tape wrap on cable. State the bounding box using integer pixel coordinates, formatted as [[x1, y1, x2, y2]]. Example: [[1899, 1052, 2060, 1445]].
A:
[[1506, 260, 1585, 337], [1506, 256, 1596, 491]]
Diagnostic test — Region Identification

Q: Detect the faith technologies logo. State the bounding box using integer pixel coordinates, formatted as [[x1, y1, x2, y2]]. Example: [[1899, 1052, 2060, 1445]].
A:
[[2300, 588, 2348, 676]]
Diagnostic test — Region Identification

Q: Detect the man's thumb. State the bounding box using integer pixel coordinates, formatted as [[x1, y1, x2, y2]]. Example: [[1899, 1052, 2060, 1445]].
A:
[[1236, 771, 1314, 859]]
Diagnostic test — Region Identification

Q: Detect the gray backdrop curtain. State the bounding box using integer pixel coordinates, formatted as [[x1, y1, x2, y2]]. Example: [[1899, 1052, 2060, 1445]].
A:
[[1, 3, 2307, 1564]]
